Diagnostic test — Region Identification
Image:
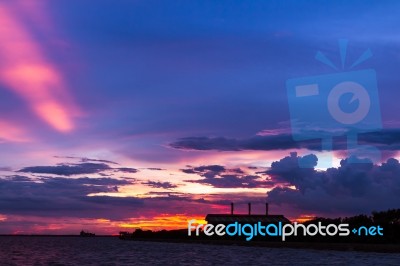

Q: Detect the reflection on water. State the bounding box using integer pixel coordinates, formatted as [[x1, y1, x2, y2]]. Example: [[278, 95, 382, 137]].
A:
[[0, 237, 399, 265]]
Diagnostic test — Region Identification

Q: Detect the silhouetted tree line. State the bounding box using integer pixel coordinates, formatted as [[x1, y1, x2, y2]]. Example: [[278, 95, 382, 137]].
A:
[[299, 209, 400, 243]]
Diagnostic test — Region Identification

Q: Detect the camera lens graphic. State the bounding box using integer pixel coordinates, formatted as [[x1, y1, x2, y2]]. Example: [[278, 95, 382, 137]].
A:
[[327, 81, 371, 125]]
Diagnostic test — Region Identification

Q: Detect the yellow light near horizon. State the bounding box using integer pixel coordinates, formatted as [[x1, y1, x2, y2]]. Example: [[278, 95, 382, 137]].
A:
[[119, 214, 206, 231], [294, 214, 316, 223], [96, 218, 111, 223]]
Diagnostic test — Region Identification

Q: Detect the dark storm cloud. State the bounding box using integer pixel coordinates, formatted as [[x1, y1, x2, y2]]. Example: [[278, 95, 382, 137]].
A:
[[181, 169, 196, 174], [18, 163, 111, 176], [17, 163, 137, 176], [171, 135, 302, 151], [0, 175, 141, 219], [0, 176, 134, 197], [193, 165, 226, 173], [181, 164, 226, 178], [40, 176, 134, 186], [169, 129, 400, 152], [357, 129, 400, 150], [141, 181, 178, 189], [4, 175, 32, 182], [114, 167, 138, 173], [182, 164, 273, 188], [231, 168, 245, 174], [258, 152, 319, 192], [266, 153, 400, 215]]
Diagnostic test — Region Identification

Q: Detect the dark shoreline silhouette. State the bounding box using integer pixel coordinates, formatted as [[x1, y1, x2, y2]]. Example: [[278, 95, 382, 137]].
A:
[[80, 230, 95, 237], [0, 209, 398, 253], [119, 209, 400, 253], [0, 235, 397, 253]]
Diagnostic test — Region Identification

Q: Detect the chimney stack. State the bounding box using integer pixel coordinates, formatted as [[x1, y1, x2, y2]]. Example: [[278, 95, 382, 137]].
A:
[[265, 202, 269, 216], [248, 202, 251, 215], [231, 202, 234, 215]]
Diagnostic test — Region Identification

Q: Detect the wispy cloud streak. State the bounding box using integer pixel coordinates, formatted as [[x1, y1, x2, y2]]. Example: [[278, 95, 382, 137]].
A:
[[0, 2, 79, 132]]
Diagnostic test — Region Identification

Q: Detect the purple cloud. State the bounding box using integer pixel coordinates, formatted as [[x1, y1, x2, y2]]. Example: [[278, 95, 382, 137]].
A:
[[18, 163, 137, 176], [142, 181, 178, 189], [183, 165, 273, 188], [169, 129, 400, 152], [266, 153, 400, 215]]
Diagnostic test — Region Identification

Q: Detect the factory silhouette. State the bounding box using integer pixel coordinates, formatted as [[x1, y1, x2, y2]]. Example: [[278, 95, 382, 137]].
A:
[[205, 202, 290, 225], [120, 202, 290, 240]]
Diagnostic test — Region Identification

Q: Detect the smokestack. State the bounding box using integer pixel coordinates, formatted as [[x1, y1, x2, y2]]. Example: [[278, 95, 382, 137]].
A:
[[231, 202, 234, 215], [265, 203, 269, 216], [248, 202, 251, 215]]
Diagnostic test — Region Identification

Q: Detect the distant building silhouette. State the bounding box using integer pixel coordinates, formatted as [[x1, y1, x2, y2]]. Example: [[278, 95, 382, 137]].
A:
[[80, 230, 95, 237], [205, 202, 290, 225]]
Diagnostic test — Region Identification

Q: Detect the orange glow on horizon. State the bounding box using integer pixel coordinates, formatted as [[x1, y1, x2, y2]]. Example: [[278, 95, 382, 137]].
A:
[[294, 214, 316, 223], [96, 218, 111, 223], [119, 214, 207, 231]]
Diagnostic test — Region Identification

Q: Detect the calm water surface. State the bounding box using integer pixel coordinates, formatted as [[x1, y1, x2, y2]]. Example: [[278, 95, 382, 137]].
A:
[[0, 237, 399, 265]]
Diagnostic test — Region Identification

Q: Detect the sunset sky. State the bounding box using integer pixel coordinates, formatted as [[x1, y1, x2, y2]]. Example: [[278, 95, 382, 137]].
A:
[[0, 0, 400, 235]]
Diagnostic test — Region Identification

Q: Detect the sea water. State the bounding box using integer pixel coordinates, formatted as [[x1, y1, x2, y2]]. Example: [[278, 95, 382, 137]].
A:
[[0, 236, 398, 265]]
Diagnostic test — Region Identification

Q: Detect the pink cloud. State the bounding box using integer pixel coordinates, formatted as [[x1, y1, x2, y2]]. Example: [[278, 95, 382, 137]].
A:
[[0, 3, 80, 132], [0, 120, 30, 142]]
